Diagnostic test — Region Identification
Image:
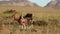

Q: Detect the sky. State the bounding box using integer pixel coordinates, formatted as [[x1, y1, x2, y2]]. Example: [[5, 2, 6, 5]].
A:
[[28, 0, 51, 7]]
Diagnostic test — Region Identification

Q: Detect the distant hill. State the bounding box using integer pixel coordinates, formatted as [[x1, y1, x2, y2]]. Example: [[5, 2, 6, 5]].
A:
[[0, 0, 39, 7], [46, 0, 60, 8]]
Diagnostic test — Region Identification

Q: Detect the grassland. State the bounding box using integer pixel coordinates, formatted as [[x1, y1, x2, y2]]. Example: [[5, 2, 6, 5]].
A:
[[0, 5, 60, 34]]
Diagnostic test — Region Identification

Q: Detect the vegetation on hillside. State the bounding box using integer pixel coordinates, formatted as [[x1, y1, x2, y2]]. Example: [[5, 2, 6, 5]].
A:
[[0, 6, 60, 34]]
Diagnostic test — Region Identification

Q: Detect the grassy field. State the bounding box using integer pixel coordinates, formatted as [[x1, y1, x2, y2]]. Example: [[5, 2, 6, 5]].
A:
[[0, 6, 60, 34]]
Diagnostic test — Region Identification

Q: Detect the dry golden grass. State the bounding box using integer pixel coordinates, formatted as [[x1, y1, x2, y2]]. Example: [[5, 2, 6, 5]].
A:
[[0, 5, 60, 34]]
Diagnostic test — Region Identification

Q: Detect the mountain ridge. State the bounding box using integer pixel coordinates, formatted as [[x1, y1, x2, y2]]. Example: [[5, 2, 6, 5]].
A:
[[0, 0, 40, 7], [46, 0, 60, 8]]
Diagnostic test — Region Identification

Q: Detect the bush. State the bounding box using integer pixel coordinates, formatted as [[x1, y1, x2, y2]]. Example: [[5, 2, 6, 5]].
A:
[[33, 20, 48, 26], [3, 9, 17, 14]]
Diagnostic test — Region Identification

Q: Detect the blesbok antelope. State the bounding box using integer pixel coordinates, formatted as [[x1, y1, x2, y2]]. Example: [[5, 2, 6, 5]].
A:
[[12, 13, 33, 29]]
